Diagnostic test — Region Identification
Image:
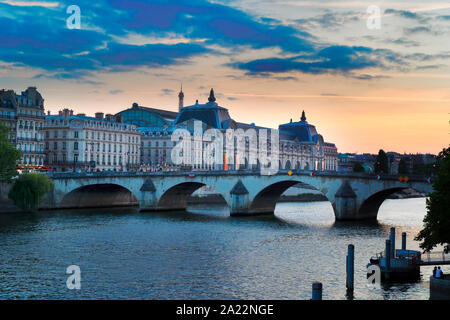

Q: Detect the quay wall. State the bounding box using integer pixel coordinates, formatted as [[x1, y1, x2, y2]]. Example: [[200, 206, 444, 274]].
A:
[[430, 275, 450, 300]]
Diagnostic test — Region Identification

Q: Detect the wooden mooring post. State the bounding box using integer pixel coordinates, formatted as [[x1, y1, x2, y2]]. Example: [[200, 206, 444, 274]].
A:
[[312, 282, 322, 300], [390, 227, 396, 258], [346, 244, 354, 292], [402, 232, 407, 250]]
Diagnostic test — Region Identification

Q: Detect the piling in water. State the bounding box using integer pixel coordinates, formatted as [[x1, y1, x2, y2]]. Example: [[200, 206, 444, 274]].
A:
[[390, 227, 396, 258], [312, 282, 322, 300], [346, 244, 354, 292], [402, 232, 407, 250], [385, 239, 391, 273]]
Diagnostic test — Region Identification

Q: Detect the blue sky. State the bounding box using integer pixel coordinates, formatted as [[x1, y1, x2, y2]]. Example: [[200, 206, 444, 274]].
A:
[[1, 0, 449, 153]]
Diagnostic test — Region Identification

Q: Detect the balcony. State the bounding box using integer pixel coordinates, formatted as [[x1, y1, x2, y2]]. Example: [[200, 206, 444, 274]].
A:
[[0, 115, 16, 120], [17, 114, 45, 120], [16, 137, 42, 142]]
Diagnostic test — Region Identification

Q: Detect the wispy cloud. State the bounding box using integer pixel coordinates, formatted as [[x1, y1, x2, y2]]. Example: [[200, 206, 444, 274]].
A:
[[0, 0, 59, 7]]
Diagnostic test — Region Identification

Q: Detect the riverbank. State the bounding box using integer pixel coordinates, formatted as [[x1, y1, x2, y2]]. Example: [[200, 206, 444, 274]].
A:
[[430, 275, 450, 300], [388, 188, 427, 199]]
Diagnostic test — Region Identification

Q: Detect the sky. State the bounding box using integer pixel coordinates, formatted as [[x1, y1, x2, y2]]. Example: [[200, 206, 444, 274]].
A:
[[0, 0, 449, 154]]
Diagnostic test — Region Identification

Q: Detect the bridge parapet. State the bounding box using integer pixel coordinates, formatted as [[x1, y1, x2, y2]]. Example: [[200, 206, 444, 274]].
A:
[[42, 171, 433, 220]]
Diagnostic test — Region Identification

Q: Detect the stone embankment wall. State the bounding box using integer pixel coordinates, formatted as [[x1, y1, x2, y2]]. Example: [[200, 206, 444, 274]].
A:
[[430, 275, 450, 300]]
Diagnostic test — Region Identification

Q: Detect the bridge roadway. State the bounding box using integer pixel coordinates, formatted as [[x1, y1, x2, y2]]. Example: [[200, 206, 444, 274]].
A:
[[39, 170, 433, 220]]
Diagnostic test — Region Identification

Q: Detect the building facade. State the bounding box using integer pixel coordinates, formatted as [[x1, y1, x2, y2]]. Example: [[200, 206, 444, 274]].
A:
[[0, 87, 45, 167], [117, 88, 338, 172], [44, 109, 141, 172]]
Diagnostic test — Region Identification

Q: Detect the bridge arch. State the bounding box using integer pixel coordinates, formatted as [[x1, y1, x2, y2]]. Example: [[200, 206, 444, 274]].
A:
[[285, 160, 292, 170], [157, 182, 228, 211], [358, 187, 409, 219], [249, 179, 328, 214], [60, 183, 138, 209]]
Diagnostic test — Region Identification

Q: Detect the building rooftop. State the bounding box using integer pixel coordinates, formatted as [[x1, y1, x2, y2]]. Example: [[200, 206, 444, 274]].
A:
[[174, 88, 236, 130]]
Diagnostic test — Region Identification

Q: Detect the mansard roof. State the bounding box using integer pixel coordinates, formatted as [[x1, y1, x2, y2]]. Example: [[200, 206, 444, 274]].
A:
[[279, 110, 325, 144], [174, 88, 235, 130]]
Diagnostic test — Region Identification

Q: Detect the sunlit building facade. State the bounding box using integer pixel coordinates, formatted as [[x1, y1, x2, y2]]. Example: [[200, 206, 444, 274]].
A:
[[44, 109, 141, 172], [118, 87, 338, 172], [0, 87, 46, 166]]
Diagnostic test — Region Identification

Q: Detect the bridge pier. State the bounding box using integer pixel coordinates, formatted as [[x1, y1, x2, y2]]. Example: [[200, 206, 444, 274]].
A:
[[333, 181, 358, 220], [139, 178, 158, 211], [229, 180, 250, 216]]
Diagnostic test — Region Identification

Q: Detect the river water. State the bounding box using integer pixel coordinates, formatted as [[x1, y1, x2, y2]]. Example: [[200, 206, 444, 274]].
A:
[[0, 198, 446, 300]]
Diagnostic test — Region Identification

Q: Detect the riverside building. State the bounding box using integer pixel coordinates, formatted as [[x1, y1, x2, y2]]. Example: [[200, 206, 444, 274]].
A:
[[115, 87, 338, 172], [0, 87, 46, 167], [44, 109, 140, 172]]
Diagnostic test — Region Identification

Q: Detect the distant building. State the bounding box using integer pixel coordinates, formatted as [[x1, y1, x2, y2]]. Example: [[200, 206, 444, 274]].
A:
[[44, 109, 140, 172], [0, 87, 46, 167], [128, 88, 338, 171], [278, 111, 337, 171], [338, 153, 375, 173], [139, 126, 177, 169]]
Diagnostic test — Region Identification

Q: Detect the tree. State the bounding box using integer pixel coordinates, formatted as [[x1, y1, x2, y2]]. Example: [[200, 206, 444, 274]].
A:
[[353, 162, 365, 173], [374, 149, 389, 174], [0, 122, 22, 182], [415, 147, 450, 252], [398, 158, 408, 175], [8, 173, 54, 210]]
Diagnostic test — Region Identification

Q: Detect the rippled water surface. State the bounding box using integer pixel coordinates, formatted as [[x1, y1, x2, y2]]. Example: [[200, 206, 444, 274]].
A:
[[0, 198, 446, 300]]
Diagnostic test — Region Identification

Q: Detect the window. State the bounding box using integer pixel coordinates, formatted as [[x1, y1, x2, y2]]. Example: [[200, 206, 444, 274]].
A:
[[74, 142, 78, 150], [74, 131, 79, 138]]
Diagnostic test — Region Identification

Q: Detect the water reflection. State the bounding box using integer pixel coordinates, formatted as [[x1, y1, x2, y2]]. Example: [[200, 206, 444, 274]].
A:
[[0, 197, 446, 300]]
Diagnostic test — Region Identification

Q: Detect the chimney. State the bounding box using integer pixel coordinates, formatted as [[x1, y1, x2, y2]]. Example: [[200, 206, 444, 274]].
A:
[[77, 113, 86, 116], [105, 114, 113, 121], [95, 112, 104, 120], [47, 110, 51, 115], [62, 108, 71, 117]]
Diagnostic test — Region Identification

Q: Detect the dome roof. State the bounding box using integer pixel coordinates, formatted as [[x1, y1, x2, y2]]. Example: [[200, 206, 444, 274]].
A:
[[174, 88, 235, 130], [279, 110, 320, 142]]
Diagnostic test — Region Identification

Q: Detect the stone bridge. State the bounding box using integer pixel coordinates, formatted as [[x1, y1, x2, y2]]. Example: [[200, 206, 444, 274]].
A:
[[39, 170, 433, 220]]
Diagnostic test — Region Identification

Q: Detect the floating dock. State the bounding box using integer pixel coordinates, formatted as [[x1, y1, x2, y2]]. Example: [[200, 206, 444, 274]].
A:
[[367, 227, 450, 282]]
